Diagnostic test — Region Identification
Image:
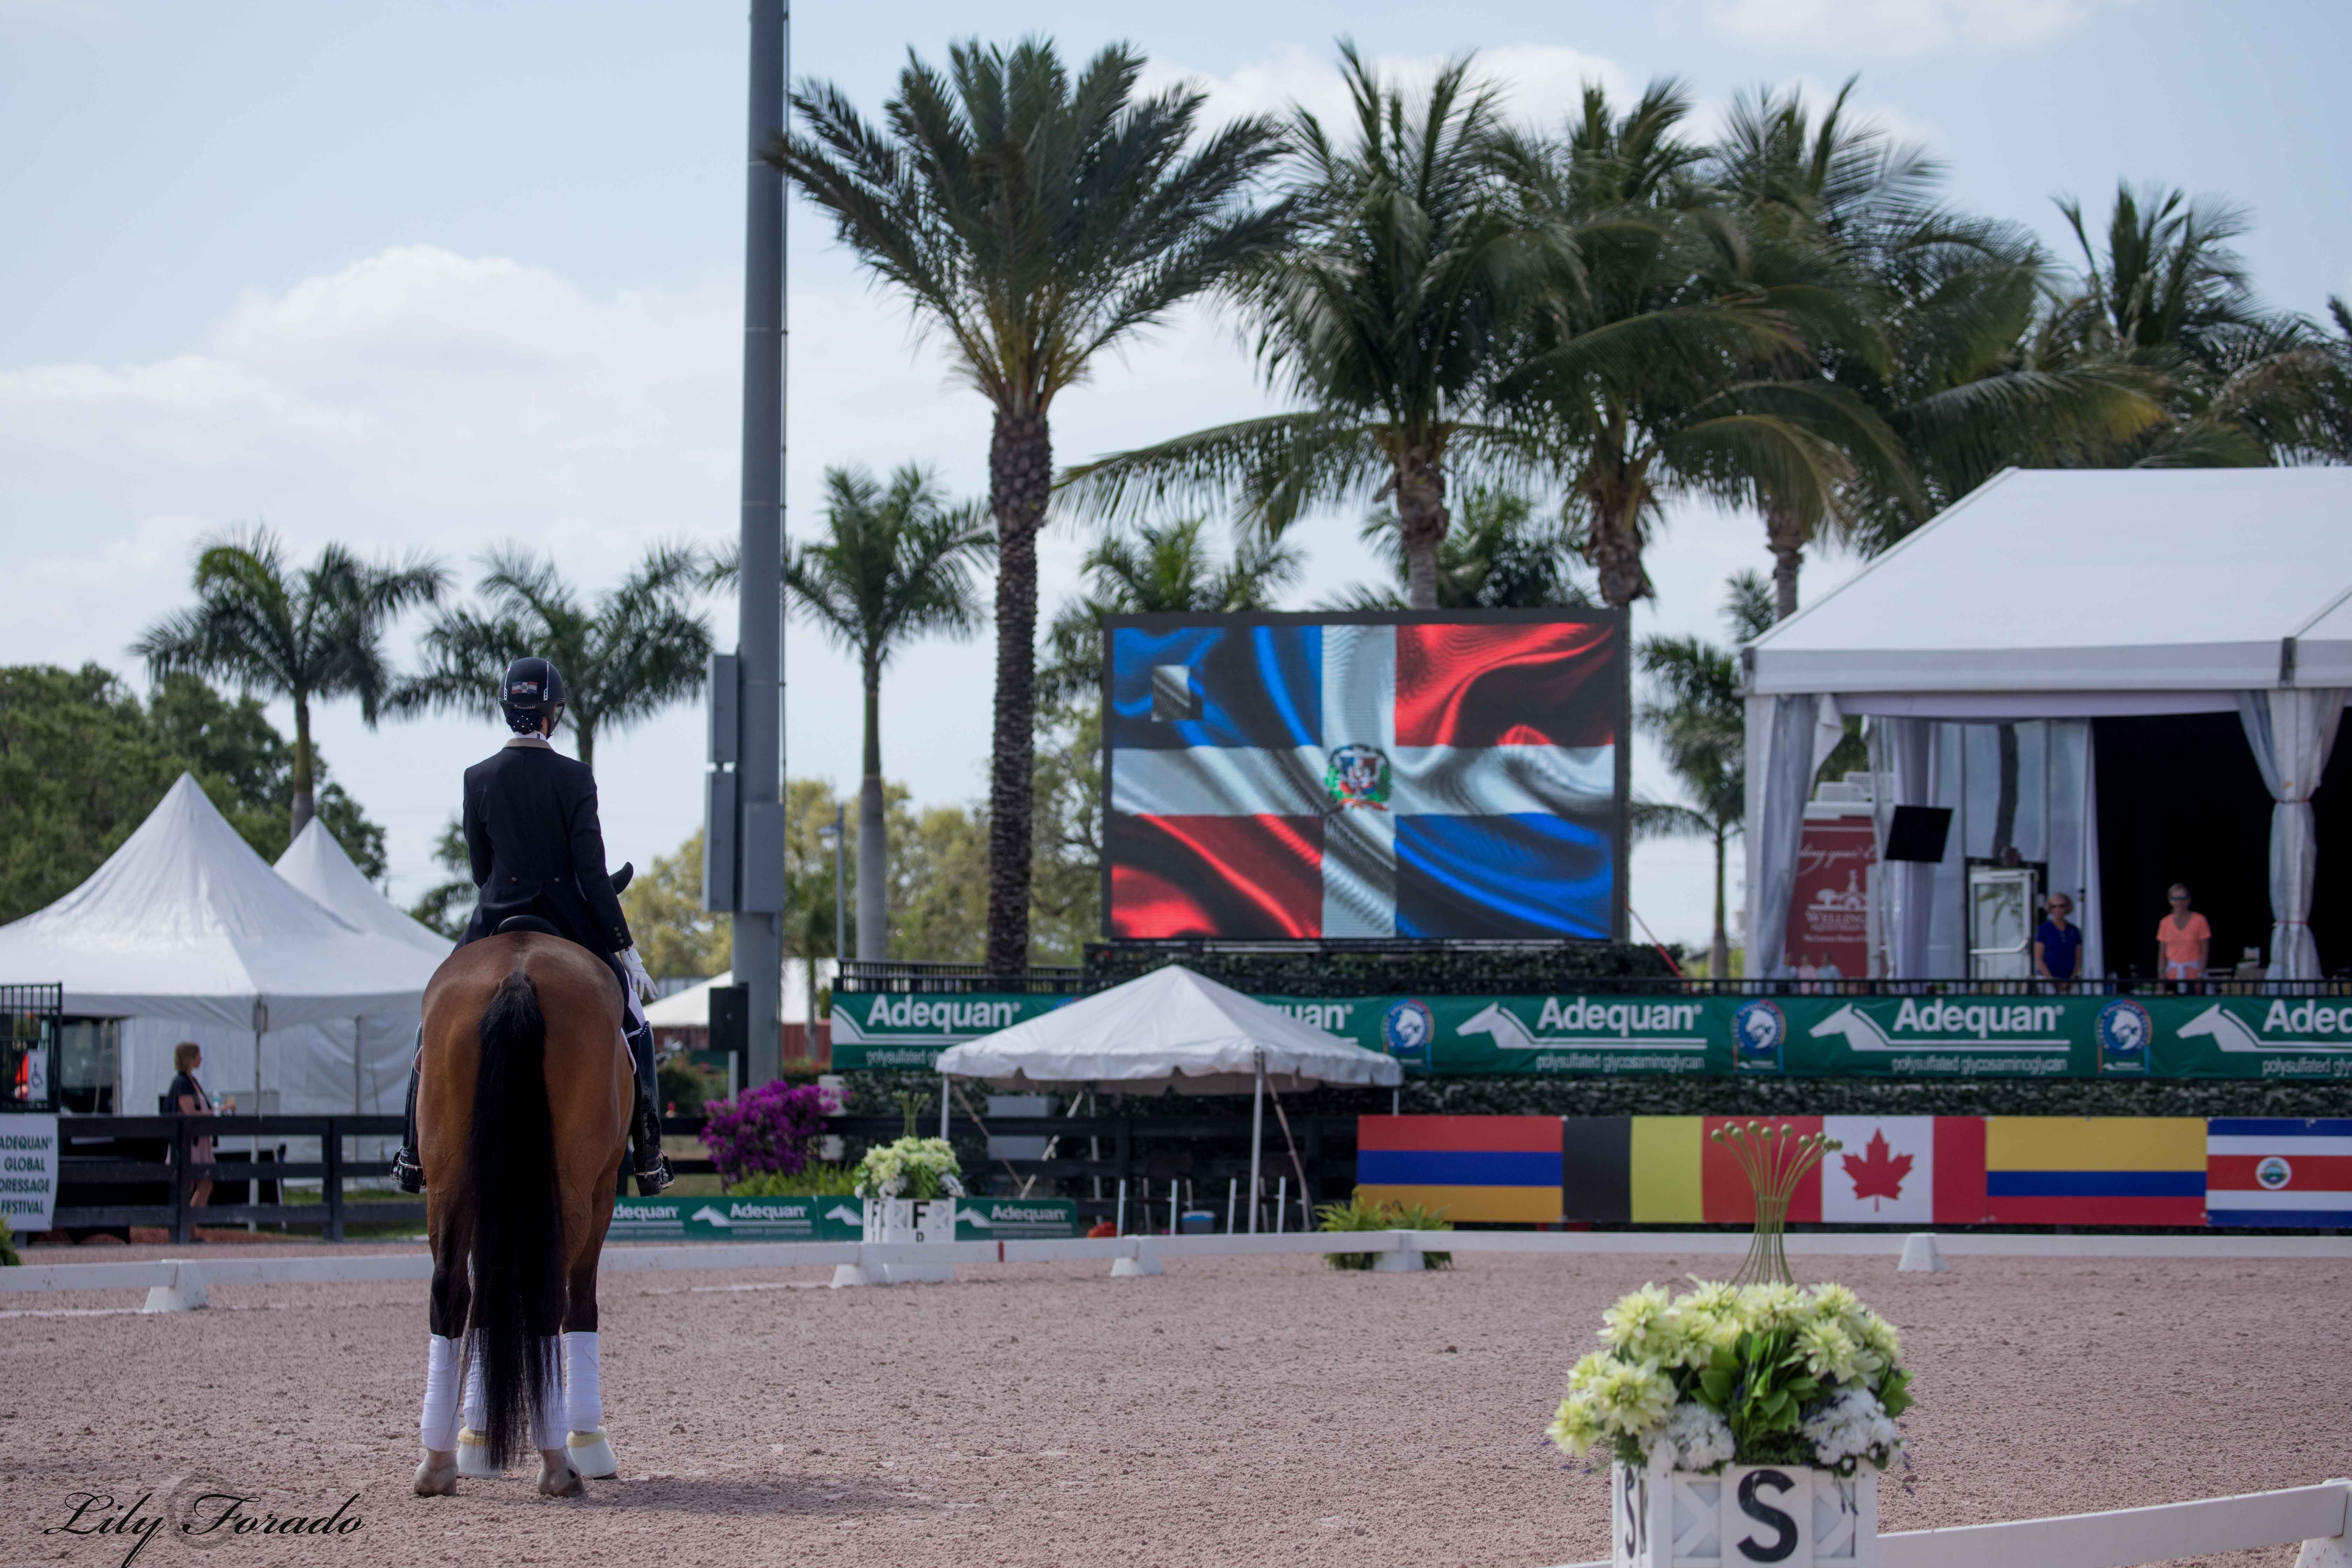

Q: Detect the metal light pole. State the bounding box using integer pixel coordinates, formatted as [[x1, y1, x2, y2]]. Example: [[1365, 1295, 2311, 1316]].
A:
[[818, 805, 845, 962], [705, 0, 789, 1085]]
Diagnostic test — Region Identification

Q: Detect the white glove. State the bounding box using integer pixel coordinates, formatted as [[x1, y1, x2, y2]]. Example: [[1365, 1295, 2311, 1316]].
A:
[[617, 945, 659, 1004]]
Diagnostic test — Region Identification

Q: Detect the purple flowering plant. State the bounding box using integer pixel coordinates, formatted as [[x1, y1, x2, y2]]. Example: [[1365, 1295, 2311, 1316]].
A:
[[702, 1079, 838, 1182]]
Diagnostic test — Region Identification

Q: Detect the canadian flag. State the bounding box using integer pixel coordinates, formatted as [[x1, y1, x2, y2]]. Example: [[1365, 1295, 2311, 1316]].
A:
[[1822, 1116, 1936, 1225]]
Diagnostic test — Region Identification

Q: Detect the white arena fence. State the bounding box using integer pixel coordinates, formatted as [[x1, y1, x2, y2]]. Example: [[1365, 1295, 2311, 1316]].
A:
[[2, 1228, 2346, 1308], [1550, 1477, 2351, 1568]]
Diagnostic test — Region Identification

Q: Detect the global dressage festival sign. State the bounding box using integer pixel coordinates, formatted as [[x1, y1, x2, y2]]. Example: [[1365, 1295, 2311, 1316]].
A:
[[828, 990, 2352, 1080]]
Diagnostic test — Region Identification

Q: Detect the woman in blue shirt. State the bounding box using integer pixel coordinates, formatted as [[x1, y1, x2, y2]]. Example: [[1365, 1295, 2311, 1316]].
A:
[[2035, 893, 2084, 982]]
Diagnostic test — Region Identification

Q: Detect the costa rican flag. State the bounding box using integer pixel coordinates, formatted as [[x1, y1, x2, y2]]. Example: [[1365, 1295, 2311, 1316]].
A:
[[1103, 615, 1623, 939], [2205, 1118, 2352, 1227]]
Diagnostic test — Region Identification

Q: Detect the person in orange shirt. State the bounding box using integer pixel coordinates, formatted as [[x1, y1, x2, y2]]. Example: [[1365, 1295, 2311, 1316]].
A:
[[2155, 883, 2211, 984]]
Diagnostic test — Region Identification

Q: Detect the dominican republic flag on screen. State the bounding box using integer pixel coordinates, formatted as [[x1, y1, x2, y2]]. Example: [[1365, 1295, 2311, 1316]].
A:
[[1102, 615, 1623, 939]]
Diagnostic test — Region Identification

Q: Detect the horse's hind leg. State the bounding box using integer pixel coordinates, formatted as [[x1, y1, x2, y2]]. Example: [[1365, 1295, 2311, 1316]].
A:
[[532, 1341, 581, 1497], [559, 1253, 617, 1479], [414, 1242, 469, 1496]]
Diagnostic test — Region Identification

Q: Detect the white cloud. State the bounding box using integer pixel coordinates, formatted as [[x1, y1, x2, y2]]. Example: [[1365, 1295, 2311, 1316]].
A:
[[1692, 0, 2137, 56]]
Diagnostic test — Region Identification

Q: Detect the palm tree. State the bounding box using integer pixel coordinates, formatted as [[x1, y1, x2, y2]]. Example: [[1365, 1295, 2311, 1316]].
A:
[[2049, 183, 2352, 467], [1037, 516, 1302, 705], [133, 526, 446, 838], [1711, 85, 2162, 589], [1495, 81, 1889, 610], [771, 38, 1294, 975], [1634, 572, 1773, 977], [391, 542, 713, 771], [782, 465, 991, 963], [1331, 482, 1594, 609], [1063, 44, 1567, 611]]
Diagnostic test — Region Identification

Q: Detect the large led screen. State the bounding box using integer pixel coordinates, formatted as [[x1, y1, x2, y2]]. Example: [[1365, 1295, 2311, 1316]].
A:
[[1101, 610, 1628, 941]]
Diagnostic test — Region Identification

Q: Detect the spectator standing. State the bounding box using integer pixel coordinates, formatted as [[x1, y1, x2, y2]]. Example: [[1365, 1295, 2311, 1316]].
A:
[[2155, 884, 2211, 985], [165, 1042, 219, 1210], [2035, 894, 2084, 984]]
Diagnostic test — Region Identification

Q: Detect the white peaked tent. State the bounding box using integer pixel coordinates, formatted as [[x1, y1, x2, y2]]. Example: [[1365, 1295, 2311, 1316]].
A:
[[276, 818, 453, 959], [1742, 468, 2352, 980], [935, 965, 1400, 1232], [0, 774, 443, 1114]]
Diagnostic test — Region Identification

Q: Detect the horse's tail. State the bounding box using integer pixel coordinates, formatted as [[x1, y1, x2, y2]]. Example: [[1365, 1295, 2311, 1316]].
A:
[[462, 967, 565, 1468]]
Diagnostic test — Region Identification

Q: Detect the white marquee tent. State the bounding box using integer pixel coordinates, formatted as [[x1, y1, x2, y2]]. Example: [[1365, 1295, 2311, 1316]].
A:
[[0, 775, 443, 1115], [936, 965, 1400, 1231], [1743, 467, 2352, 980]]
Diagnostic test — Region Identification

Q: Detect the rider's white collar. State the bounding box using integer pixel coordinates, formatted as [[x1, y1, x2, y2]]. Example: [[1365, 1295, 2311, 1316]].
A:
[[503, 734, 554, 750]]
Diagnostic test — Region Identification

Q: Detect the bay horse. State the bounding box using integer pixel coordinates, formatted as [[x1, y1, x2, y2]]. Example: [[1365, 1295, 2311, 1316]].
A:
[[411, 929, 634, 1499]]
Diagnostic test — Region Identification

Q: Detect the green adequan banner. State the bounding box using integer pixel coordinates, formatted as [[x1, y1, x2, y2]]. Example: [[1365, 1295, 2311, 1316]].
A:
[[832, 988, 2352, 1080], [610, 1194, 865, 1241]]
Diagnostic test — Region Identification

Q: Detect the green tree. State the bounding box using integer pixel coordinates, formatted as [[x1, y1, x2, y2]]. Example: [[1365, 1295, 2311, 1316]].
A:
[[407, 816, 474, 940], [0, 665, 389, 922], [2050, 183, 2352, 467], [1709, 82, 2160, 597], [780, 465, 990, 963], [772, 37, 1294, 974], [392, 543, 713, 771], [621, 828, 733, 979], [132, 526, 444, 838], [1496, 81, 1892, 611], [1634, 573, 1773, 979], [1332, 483, 1595, 609], [888, 798, 992, 964], [1037, 516, 1302, 705], [1064, 45, 1566, 611]]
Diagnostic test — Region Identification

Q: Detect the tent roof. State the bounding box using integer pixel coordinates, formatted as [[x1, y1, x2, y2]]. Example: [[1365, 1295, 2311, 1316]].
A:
[[0, 774, 442, 1029], [933, 965, 1402, 1094], [274, 818, 452, 959], [644, 961, 836, 1028], [1748, 469, 2352, 698]]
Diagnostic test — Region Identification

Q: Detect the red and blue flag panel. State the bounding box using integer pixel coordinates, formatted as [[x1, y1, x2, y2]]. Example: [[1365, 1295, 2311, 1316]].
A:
[[1105, 615, 1623, 939], [2206, 1118, 2352, 1227]]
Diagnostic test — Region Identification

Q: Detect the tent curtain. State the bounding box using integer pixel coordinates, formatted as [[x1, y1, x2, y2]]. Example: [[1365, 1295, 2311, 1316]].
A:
[[1744, 694, 1842, 978], [1868, 717, 1942, 979], [2236, 688, 2348, 979]]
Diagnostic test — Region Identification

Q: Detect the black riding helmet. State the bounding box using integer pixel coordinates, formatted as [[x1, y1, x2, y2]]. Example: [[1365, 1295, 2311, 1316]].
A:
[[500, 656, 566, 735]]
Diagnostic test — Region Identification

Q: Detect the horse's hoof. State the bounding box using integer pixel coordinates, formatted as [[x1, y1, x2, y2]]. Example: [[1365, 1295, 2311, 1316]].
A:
[[567, 1429, 619, 1479], [457, 1428, 499, 1479], [414, 1452, 459, 1497], [536, 1453, 584, 1498]]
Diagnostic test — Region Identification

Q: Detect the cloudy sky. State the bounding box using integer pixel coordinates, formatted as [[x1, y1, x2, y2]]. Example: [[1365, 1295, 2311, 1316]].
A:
[[4, 0, 2346, 948]]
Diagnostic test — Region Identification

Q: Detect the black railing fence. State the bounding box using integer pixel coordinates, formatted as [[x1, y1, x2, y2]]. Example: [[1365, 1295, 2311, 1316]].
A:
[[48, 1114, 416, 1244]]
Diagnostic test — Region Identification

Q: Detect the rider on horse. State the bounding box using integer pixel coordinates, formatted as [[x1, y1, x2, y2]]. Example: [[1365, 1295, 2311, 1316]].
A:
[[391, 656, 673, 1196]]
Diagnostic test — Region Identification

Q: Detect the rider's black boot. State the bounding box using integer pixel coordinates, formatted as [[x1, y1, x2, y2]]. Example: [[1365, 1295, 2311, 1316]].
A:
[[391, 1037, 425, 1194], [625, 1017, 673, 1196]]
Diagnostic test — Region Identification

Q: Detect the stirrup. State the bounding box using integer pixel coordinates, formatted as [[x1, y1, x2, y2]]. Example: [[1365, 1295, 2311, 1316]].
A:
[[634, 1152, 674, 1197], [391, 1147, 426, 1194]]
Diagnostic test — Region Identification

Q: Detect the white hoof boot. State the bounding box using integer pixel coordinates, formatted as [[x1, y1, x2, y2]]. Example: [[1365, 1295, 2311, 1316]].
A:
[[414, 1451, 458, 1497], [567, 1429, 618, 1479], [456, 1428, 499, 1478], [536, 1449, 584, 1498]]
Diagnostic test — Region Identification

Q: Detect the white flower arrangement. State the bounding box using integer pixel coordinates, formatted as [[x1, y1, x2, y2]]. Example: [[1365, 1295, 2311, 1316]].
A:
[[851, 1136, 966, 1201], [1549, 1280, 1913, 1477]]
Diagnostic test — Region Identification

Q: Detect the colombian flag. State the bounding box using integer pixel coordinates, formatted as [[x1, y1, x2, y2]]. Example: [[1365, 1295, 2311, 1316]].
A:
[[1983, 1117, 2206, 1225], [1356, 1115, 1563, 1224]]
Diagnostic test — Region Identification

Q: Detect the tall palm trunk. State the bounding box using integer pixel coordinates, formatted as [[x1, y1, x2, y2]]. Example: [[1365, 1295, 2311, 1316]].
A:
[[573, 715, 597, 773], [1395, 447, 1448, 611], [1764, 500, 1806, 622], [857, 658, 888, 962], [290, 694, 316, 839], [1586, 446, 1652, 609], [986, 408, 1051, 976]]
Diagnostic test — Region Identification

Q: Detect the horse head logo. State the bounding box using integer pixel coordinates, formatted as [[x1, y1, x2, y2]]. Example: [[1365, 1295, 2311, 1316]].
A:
[[1457, 1002, 1537, 1051], [2176, 1004, 2264, 1053], [1809, 1002, 1896, 1052]]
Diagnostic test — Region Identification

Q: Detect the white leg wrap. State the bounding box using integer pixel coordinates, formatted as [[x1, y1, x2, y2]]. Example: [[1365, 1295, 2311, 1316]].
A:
[[529, 1337, 565, 1452], [460, 1339, 488, 1431], [419, 1334, 462, 1452], [562, 1331, 603, 1434]]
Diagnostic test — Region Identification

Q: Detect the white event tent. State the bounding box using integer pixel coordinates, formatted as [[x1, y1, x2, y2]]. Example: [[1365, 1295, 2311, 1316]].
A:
[[0, 775, 443, 1115], [935, 965, 1400, 1230], [1743, 468, 2352, 980]]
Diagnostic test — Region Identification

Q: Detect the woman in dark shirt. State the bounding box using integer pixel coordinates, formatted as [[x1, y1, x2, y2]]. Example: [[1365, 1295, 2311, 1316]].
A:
[[166, 1041, 222, 1208]]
